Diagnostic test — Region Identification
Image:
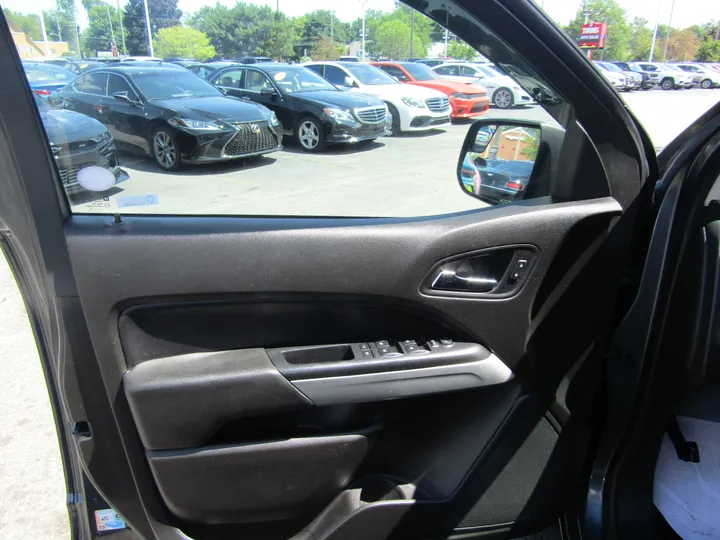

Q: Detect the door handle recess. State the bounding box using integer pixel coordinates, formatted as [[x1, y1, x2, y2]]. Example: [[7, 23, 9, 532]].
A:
[[427, 247, 537, 295]]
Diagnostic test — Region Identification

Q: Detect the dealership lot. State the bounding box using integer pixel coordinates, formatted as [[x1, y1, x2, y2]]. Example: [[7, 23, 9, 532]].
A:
[[68, 89, 720, 218], [1, 88, 719, 540]]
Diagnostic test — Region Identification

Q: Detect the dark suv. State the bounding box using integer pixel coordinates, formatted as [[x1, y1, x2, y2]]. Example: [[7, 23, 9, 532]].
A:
[[611, 61, 658, 90]]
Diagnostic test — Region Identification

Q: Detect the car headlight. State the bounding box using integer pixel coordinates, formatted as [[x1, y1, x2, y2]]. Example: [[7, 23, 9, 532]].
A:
[[90, 130, 112, 144], [170, 118, 224, 131], [268, 111, 281, 127], [323, 108, 355, 123], [400, 97, 426, 108]]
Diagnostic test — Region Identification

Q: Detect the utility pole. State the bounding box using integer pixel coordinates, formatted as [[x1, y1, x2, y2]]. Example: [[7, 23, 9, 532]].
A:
[[117, 0, 127, 56], [55, 12, 62, 41], [662, 0, 676, 62], [443, 8, 449, 57], [36, 0, 50, 55], [410, 10, 415, 58], [106, 4, 116, 46], [648, 0, 662, 61], [359, 0, 367, 62], [142, 0, 153, 57]]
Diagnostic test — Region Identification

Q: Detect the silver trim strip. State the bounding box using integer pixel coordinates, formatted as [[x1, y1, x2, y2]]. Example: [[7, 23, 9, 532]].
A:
[[291, 353, 513, 405]]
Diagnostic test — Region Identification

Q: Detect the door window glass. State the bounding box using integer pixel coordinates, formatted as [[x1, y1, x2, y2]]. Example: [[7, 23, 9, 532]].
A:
[[323, 65, 350, 86], [107, 75, 139, 101], [245, 70, 273, 92], [379, 65, 409, 82], [73, 73, 109, 95], [434, 65, 457, 76], [458, 66, 480, 77], [214, 70, 244, 88]]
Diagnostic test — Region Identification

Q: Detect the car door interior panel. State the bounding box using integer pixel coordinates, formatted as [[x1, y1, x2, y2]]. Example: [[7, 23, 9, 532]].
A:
[[54, 196, 623, 538]]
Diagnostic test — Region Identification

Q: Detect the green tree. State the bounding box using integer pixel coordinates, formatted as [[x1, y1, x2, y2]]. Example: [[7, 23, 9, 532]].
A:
[[310, 35, 343, 60], [83, 4, 126, 56], [189, 3, 296, 59], [447, 40, 476, 61], [123, 0, 181, 55], [565, 0, 632, 61], [3, 8, 42, 40], [629, 17, 653, 61], [373, 18, 425, 60], [665, 28, 699, 62], [697, 39, 720, 61], [299, 10, 349, 45], [42, 0, 78, 51], [154, 26, 215, 60]]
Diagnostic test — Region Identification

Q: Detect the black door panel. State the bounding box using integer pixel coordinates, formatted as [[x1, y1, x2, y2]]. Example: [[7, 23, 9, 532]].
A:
[[56, 198, 620, 534]]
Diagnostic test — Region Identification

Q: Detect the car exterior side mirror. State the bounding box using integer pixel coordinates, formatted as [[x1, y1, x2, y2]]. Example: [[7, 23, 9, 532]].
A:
[[113, 91, 139, 106], [343, 76, 357, 88], [260, 87, 277, 97], [457, 119, 564, 205]]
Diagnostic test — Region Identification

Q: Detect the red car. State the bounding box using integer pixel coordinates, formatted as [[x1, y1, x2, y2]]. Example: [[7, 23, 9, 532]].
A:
[[371, 61, 490, 119]]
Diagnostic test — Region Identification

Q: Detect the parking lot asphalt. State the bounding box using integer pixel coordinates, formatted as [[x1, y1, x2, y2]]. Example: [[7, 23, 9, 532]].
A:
[[1, 88, 719, 540]]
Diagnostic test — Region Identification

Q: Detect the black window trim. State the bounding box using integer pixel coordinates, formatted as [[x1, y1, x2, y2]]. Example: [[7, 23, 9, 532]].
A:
[[71, 71, 110, 97]]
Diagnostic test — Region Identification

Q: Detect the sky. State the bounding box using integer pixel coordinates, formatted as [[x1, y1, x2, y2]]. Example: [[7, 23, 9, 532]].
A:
[[2, 0, 718, 32]]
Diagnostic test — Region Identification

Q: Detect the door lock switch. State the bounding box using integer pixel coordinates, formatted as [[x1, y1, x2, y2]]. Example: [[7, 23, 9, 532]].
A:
[[507, 259, 530, 285]]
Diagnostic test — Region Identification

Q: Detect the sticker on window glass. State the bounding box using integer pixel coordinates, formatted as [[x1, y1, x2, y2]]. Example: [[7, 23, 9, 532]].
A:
[[116, 194, 160, 207], [76, 166, 117, 192], [94, 509, 126, 532], [273, 72, 287, 81]]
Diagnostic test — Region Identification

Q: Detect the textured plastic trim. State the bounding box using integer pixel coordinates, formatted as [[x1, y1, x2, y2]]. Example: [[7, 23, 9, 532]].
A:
[[124, 349, 314, 450]]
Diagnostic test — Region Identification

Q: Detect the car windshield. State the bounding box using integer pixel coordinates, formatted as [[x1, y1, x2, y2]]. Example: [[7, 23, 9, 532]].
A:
[[476, 65, 501, 78], [401, 63, 439, 81], [629, 65, 642, 72], [268, 68, 336, 93], [600, 62, 622, 73], [662, 64, 682, 72], [130, 71, 222, 99], [345, 64, 398, 85]]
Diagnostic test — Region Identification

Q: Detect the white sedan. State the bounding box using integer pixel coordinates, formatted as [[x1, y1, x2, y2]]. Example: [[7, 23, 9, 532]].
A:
[[431, 62, 533, 109], [303, 61, 452, 135]]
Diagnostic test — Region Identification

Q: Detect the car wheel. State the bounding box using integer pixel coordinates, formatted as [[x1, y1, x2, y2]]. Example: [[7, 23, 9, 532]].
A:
[[493, 88, 514, 109], [151, 128, 181, 170], [701, 79, 712, 89], [386, 103, 401, 136], [296, 117, 326, 152], [661, 78, 674, 90]]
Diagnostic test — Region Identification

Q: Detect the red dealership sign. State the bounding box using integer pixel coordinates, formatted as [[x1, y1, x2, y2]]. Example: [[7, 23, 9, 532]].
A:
[[578, 22, 608, 49]]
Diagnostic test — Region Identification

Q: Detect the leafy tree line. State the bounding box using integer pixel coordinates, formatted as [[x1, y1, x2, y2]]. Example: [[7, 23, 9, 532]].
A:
[[566, 0, 720, 62], [6, 0, 718, 62]]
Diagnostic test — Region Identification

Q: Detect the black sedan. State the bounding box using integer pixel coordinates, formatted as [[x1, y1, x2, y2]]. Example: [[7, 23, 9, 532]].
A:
[[50, 66, 282, 170], [34, 94, 128, 193], [207, 63, 392, 152], [474, 158, 534, 204]]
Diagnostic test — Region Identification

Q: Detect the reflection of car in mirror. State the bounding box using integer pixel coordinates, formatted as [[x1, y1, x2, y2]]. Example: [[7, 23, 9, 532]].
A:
[[49, 65, 282, 171], [459, 122, 543, 205], [33, 94, 129, 193], [209, 63, 391, 152]]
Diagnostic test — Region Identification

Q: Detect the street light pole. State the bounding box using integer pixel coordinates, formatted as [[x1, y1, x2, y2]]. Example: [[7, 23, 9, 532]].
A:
[[36, 0, 50, 55], [360, 0, 367, 62], [106, 4, 116, 46], [117, 0, 127, 56], [142, 0, 154, 57], [410, 10, 415, 58], [662, 0, 676, 62], [648, 0, 662, 61]]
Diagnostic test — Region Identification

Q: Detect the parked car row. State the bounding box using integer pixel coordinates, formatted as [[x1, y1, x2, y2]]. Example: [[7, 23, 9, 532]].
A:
[[600, 61, 720, 91]]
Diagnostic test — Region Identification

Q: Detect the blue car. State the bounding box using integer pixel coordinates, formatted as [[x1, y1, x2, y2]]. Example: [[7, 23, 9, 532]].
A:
[[22, 62, 76, 98]]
